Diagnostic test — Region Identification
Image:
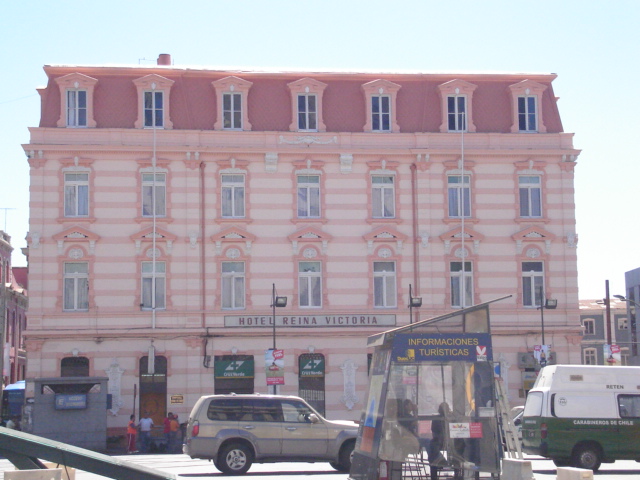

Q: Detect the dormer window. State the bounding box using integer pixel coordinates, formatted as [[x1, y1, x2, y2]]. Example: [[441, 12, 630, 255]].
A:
[[438, 79, 477, 133], [509, 80, 547, 133], [133, 74, 174, 129], [362, 79, 401, 133], [213, 76, 253, 131], [288, 78, 327, 132], [55, 73, 98, 128]]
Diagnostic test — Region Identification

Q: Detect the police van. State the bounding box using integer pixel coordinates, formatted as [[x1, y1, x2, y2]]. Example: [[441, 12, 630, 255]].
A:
[[521, 364, 640, 470]]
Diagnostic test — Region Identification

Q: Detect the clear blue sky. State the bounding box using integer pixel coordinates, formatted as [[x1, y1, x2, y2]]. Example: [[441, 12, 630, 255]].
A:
[[1, 0, 638, 300]]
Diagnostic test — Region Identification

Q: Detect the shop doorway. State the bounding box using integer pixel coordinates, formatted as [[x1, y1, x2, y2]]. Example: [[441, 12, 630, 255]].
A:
[[139, 355, 167, 427], [298, 353, 325, 416]]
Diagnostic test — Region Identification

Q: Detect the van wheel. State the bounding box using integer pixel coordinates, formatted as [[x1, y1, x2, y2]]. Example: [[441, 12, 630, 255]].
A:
[[218, 443, 253, 475], [572, 444, 601, 471], [335, 440, 355, 472]]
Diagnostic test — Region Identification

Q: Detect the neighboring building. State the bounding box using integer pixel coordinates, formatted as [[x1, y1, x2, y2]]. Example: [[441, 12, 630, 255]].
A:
[[0, 231, 27, 385], [579, 298, 630, 365], [23, 54, 581, 433]]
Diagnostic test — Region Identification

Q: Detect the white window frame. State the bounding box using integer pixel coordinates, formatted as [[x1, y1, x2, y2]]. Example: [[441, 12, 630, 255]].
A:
[[297, 175, 320, 218], [221, 174, 246, 218], [519, 176, 542, 218], [223, 92, 243, 130], [583, 318, 595, 335], [221, 261, 245, 310], [144, 90, 164, 128], [297, 94, 318, 132], [142, 172, 166, 217], [522, 261, 544, 307], [374, 261, 396, 308], [371, 95, 391, 132], [518, 95, 538, 132], [583, 347, 597, 365], [66, 89, 87, 127], [299, 261, 322, 308], [141, 261, 166, 310], [448, 175, 471, 218], [63, 262, 89, 311], [64, 172, 89, 217], [450, 261, 473, 308], [447, 95, 467, 132], [372, 175, 395, 219]]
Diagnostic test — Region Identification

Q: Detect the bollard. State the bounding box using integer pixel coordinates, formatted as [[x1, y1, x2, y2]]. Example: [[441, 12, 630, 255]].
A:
[[556, 466, 594, 480], [5, 469, 62, 480], [501, 458, 534, 480]]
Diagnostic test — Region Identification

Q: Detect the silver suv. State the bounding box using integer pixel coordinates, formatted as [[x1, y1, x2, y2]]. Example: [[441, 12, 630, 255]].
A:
[[183, 393, 358, 475]]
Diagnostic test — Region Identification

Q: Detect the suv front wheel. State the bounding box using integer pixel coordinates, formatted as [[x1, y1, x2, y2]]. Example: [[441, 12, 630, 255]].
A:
[[218, 443, 254, 475]]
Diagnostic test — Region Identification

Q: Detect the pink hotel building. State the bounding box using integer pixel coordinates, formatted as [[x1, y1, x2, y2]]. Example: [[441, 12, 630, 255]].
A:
[[24, 54, 581, 428]]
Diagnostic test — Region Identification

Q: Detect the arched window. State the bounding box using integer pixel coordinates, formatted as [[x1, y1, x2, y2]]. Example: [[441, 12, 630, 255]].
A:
[[61, 356, 89, 376]]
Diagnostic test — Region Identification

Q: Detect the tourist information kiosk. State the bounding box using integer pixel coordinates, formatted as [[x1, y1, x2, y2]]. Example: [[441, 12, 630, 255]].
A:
[[350, 298, 508, 480]]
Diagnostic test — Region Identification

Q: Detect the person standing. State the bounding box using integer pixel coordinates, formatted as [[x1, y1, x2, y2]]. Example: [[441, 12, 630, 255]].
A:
[[138, 412, 154, 453], [169, 414, 180, 453], [163, 413, 173, 452], [126, 414, 138, 454]]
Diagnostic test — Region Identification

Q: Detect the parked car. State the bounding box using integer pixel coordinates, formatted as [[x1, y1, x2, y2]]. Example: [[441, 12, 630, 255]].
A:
[[183, 393, 358, 475]]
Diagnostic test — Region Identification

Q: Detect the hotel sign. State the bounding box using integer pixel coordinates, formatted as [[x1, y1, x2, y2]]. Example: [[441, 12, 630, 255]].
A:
[[224, 314, 396, 328]]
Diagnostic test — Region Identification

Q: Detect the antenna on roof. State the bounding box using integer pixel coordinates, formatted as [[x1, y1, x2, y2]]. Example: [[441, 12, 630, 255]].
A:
[[0, 208, 16, 232]]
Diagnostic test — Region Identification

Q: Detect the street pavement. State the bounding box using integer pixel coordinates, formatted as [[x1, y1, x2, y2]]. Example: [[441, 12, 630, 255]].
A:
[[0, 455, 639, 479]]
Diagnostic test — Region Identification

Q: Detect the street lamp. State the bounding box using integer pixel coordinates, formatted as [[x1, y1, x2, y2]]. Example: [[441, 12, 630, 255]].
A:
[[271, 283, 287, 350], [408, 284, 422, 324], [270, 283, 287, 394], [537, 286, 557, 358], [614, 295, 639, 356]]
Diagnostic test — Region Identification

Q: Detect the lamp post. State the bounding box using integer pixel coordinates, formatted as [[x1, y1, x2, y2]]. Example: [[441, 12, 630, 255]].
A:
[[270, 283, 287, 394], [408, 284, 422, 325], [537, 286, 557, 364], [614, 294, 639, 357]]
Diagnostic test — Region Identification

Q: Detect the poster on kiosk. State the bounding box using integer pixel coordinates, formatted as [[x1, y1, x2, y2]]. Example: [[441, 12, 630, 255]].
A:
[[349, 297, 508, 480]]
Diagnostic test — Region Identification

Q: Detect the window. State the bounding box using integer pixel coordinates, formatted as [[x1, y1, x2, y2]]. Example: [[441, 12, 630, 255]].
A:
[[450, 261, 473, 308], [61, 356, 89, 377], [618, 394, 640, 418], [522, 261, 543, 307], [583, 348, 597, 365], [297, 175, 320, 218], [141, 261, 166, 310], [142, 172, 166, 217], [63, 262, 89, 311], [518, 96, 537, 132], [64, 173, 89, 217], [374, 261, 396, 308], [372, 176, 395, 218], [583, 318, 595, 335], [618, 317, 629, 330], [448, 175, 471, 218], [299, 261, 322, 308], [509, 80, 547, 134], [519, 176, 542, 217], [223, 92, 243, 130], [297, 94, 318, 131], [221, 174, 245, 218], [447, 95, 466, 132], [144, 91, 164, 128], [371, 95, 391, 132], [222, 262, 245, 310], [66, 90, 87, 127]]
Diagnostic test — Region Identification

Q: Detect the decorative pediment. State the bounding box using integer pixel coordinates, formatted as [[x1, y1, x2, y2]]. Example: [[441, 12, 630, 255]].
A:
[[363, 226, 407, 255], [131, 227, 177, 255], [288, 226, 332, 255], [366, 158, 400, 172], [439, 226, 484, 255], [53, 226, 100, 255], [512, 226, 556, 254], [211, 227, 257, 256]]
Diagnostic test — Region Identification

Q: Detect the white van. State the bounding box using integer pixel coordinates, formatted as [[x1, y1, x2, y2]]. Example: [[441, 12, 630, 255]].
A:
[[521, 364, 640, 470]]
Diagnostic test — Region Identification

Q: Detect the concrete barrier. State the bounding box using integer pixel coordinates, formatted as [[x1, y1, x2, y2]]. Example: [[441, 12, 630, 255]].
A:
[[501, 458, 534, 480], [557, 467, 594, 480], [5, 469, 62, 480]]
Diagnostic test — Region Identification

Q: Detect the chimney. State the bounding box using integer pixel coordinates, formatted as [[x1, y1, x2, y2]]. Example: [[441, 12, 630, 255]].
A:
[[157, 54, 172, 66]]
